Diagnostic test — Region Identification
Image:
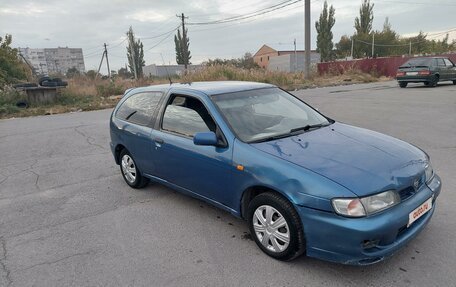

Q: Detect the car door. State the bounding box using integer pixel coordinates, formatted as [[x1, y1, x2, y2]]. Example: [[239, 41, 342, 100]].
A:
[[150, 92, 234, 206], [444, 58, 456, 80], [113, 91, 163, 175], [436, 58, 448, 80]]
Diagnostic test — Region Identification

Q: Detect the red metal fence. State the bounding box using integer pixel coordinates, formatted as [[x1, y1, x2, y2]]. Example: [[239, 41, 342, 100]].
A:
[[317, 54, 456, 77]]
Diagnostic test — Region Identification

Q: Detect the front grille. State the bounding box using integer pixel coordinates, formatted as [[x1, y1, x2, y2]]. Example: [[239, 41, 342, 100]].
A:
[[398, 186, 415, 201], [398, 176, 425, 201]]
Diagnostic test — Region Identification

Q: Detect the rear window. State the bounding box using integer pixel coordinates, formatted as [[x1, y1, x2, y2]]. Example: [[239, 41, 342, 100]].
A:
[[116, 92, 162, 126], [401, 58, 432, 67]]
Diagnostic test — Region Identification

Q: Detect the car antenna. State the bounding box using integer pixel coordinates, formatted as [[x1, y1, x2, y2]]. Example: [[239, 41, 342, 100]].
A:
[[160, 53, 172, 85]]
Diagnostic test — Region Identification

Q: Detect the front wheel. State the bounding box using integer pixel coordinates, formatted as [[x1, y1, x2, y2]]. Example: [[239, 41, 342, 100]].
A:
[[398, 82, 407, 88], [247, 192, 305, 261], [428, 75, 438, 87], [119, 149, 149, 188]]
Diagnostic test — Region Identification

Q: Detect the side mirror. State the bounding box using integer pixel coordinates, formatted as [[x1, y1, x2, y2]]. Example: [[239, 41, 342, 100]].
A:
[[193, 132, 218, 146]]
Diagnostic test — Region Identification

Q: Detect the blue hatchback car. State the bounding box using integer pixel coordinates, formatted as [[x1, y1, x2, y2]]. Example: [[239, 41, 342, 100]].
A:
[[110, 81, 441, 265]]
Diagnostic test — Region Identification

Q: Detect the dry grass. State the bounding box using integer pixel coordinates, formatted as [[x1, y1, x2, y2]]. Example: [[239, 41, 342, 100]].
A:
[[182, 65, 388, 90], [0, 65, 388, 119]]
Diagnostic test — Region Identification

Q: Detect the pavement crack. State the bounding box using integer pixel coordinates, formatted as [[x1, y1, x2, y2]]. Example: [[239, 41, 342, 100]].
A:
[[19, 251, 94, 272], [0, 237, 12, 287], [74, 126, 108, 151], [29, 170, 41, 191], [0, 159, 38, 187]]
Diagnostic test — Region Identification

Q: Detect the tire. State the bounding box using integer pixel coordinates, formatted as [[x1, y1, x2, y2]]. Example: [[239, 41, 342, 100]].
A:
[[119, 149, 149, 188], [453, 80, 456, 85], [16, 100, 28, 109], [399, 82, 407, 88], [247, 192, 305, 261], [39, 76, 50, 86], [41, 81, 59, 87], [428, 75, 438, 87]]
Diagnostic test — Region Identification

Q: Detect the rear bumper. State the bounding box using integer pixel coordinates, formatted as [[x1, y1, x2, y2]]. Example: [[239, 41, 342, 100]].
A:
[[298, 174, 441, 265], [396, 75, 433, 83]]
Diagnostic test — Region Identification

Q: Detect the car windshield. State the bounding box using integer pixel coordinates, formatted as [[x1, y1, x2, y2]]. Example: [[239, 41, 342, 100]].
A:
[[401, 58, 432, 67], [212, 87, 330, 143]]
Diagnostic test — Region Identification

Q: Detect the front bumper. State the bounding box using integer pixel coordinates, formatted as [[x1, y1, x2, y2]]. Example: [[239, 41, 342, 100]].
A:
[[298, 174, 441, 265]]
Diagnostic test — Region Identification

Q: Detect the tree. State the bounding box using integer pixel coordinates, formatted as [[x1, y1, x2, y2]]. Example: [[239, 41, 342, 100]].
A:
[[372, 18, 402, 57], [174, 27, 191, 66], [118, 67, 133, 79], [335, 35, 352, 58], [126, 26, 145, 78], [85, 70, 99, 80], [315, 1, 336, 62], [0, 34, 28, 86], [204, 52, 260, 69], [408, 31, 427, 55], [66, 67, 80, 78], [354, 0, 374, 35]]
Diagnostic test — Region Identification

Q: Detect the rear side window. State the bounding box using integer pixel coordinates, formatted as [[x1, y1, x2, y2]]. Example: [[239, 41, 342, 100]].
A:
[[444, 59, 454, 66], [116, 92, 162, 126], [162, 96, 216, 137], [436, 58, 446, 67]]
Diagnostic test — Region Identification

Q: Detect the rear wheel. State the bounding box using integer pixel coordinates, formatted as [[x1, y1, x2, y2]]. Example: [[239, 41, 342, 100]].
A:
[[399, 82, 407, 88], [247, 192, 305, 261], [119, 149, 149, 188]]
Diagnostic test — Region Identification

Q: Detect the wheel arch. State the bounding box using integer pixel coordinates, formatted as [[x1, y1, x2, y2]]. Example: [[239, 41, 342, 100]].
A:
[[114, 144, 127, 165], [240, 185, 295, 220]]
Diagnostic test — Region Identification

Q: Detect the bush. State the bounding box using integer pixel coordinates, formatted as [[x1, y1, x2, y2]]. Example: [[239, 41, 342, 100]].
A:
[[96, 82, 125, 97], [0, 88, 26, 116]]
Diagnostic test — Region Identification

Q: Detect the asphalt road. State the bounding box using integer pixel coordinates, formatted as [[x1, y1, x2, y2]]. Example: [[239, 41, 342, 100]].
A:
[[0, 80, 455, 287]]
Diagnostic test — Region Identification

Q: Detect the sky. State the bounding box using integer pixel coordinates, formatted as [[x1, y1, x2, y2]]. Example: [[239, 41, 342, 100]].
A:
[[1, 0, 455, 73]]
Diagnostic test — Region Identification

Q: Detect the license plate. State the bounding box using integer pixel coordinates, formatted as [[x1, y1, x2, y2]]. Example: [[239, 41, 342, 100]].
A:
[[408, 197, 433, 227], [407, 72, 418, 76]]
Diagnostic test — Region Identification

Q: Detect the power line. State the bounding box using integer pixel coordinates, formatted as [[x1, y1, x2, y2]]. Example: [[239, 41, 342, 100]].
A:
[[375, 0, 456, 6], [187, 0, 302, 25], [145, 26, 179, 52], [354, 27, 456, 47], [188, 0, 304, 33], [140, 25, 181, 40]]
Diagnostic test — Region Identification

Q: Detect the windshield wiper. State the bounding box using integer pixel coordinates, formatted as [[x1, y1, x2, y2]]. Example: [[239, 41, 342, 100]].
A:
[[290, 123, 329, 133], [249, 133, 295, 143], [250, 123, 330, 143]]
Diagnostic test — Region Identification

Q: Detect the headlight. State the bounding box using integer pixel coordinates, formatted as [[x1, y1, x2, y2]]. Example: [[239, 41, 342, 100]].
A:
[[332, 190, 400, 217], [425, 163, 434, 183]]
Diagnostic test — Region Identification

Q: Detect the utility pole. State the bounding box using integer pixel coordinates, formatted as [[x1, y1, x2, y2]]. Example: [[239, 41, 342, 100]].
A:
[[96, 48, 105, 79], [350, 38, 354, 59], [177, 13, 189, 71], [104, 43, 111, 78], [304, 0, 311, 77], [294, 38, 297, 72], [409, 41, 412, 55], [372, 33, 375, 58]]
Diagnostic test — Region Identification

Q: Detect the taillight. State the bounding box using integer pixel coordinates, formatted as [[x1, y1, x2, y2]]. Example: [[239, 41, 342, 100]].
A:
[[418, 70, 431, 75], [396, 71, 406, 77]]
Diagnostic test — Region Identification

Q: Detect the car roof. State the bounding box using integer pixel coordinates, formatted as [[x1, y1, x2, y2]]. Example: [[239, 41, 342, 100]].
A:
[[132, 81, 275, 96]]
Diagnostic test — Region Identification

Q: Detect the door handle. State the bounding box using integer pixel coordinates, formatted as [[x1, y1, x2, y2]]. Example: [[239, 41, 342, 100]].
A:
[[154, 138, 164, 144]]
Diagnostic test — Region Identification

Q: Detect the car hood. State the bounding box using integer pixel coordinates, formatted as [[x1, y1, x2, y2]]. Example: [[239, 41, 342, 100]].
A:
[[251, 122, 427, 197]]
